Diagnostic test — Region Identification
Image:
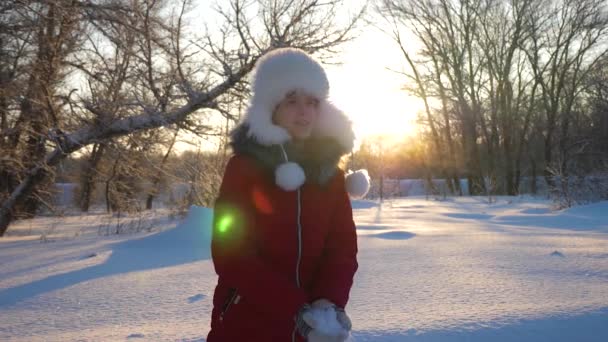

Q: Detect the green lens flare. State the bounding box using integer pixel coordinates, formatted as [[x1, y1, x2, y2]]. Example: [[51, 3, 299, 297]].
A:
[[217, 215, 234, 234]]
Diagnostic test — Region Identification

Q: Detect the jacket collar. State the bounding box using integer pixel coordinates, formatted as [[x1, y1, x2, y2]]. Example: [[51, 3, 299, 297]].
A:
[[230, 123, 349, 187]]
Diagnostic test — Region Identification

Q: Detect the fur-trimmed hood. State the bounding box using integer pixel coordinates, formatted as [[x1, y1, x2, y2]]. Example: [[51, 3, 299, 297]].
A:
[[230, 123, 349, 186], [232, 47, 370, 198], [230, 122, 370, 199]]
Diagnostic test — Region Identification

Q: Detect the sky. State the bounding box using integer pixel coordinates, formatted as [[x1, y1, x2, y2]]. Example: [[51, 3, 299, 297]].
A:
[[325, 27, 424, 146], [173, 0, 425, 152]]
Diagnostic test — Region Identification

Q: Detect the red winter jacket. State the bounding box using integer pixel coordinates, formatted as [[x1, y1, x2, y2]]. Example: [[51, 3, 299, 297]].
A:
[[207, 153, 358, 341]]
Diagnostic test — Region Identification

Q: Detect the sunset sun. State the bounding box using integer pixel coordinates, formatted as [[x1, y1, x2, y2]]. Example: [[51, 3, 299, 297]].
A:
[[325, 29, 423, 148]]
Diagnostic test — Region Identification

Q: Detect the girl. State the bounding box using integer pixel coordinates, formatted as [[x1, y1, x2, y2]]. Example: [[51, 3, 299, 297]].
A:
[[207, 48, 370, 342]]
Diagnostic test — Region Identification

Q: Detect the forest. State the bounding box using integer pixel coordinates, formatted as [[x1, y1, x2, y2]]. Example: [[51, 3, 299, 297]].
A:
[[1, 0, 607, 236]]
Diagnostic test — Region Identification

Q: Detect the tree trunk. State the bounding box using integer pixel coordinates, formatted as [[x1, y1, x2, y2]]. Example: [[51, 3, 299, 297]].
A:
[[379, 174, 384, 202], [0, 163, 51, 236], [463, 112, 485, 195], [452, 175, 462, 196], [543, 133, 554, 188], [504, 138, 516, 195], [514, 165, 522, 195], [105, 156, 120, 213], [558, 112, 571, 180], [0, 94, 7, 133], [80, 143, 106, 212], [531, 158, 538, 195], [444, 177, 455, 195], [17, 100, 49, 218], [145, 189, 155, 211], [146, 129, 178, 210]]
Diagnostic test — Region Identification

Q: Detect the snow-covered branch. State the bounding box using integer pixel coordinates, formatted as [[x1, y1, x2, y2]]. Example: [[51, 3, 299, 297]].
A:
[[0, 0, 362, 236]]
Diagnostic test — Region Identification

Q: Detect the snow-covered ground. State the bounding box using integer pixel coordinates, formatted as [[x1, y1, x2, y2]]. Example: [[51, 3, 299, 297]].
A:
[[1, 196, 607, 341]]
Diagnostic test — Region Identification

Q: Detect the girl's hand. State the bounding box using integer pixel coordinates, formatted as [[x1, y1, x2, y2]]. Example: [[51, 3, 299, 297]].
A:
[[311, 298, 352, 333]]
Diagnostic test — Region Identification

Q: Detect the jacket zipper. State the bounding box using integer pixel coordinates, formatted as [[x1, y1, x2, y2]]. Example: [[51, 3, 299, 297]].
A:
[[220, 288, 239, 322], [296, 188, 303, 288], [293, 188, 303, 342], [279, 144, 304, 342]]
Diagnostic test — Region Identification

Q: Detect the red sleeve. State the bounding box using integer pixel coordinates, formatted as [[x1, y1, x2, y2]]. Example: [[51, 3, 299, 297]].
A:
[[211, 155, 308, 319], [310, 170, 359, 308]]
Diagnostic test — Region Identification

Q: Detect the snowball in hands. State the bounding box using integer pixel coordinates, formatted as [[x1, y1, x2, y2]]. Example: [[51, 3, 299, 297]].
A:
[[303, 306, 349, 340]]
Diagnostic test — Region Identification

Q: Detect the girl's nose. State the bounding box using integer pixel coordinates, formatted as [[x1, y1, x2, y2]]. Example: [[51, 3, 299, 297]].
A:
[[297, 105, 313, 118]]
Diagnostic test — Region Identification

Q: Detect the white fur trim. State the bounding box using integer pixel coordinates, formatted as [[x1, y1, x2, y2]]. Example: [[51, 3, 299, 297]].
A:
[[251, 48, 328, 110], [245, 105, 291, 145], [345, 169, 370, 199], [275, 162, 306, 191], [314, 101, 355, 151], [244, 48, 329, 146]]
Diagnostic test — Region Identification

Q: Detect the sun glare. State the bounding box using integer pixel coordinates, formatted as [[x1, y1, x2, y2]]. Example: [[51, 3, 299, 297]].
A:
[[325, 29, 424, 149], [174, 20, 425, 153], [330, 82, 422, 145]]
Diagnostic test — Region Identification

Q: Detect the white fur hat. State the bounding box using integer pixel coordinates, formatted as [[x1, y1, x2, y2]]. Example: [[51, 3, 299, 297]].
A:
[[245, 48, 355, 151], [241, 48, 369, 198], [245, 48, 329, 146]]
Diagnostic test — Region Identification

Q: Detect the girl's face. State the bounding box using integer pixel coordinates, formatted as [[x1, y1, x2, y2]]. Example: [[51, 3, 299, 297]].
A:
[[273, 91, 320, 140]]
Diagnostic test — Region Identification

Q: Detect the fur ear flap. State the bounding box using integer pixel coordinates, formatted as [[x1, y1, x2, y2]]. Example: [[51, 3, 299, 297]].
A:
[[245, 105, 291, 146], [345, 169, 370, 199], [314, 101, 355, 152]]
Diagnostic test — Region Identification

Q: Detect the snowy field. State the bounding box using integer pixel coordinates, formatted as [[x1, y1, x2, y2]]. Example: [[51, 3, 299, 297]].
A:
[[1, 196, 607, 341]]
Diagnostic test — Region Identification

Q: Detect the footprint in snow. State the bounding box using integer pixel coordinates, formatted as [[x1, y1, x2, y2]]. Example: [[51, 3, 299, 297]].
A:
[[80, 253, 97, 260], [366, 231, 415, 240], [444, 213, 494, 220], [127, 333, 145, 339], [188, 294, 205, 303]]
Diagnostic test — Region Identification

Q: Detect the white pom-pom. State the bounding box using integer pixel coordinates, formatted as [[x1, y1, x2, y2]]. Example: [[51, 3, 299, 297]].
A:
[[345, 169, 370, 199], [275, 162, 306, 191]]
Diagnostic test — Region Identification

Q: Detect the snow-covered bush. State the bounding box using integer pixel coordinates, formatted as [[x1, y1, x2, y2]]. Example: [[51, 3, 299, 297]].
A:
[[548, 170, 608, 209]]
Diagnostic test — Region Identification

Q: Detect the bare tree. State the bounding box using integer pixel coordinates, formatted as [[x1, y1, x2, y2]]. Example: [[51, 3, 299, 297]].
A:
[[0, 0, 364, 236], [382, 13, 462, 195], [522, 0, 608, 188], [475, 0, 538, 195], [379, 0, 608, 197], [379, 0, 488, 195], [1, 0, 83, 219]]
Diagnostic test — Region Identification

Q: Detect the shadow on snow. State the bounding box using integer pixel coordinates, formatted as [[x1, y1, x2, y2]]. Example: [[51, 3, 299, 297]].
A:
[[0, 206, 213, 308], [352, 308, 608, 342]]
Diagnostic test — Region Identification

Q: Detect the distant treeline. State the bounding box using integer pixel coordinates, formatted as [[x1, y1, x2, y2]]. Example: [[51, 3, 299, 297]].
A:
[[376, 0, 608, 199]]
